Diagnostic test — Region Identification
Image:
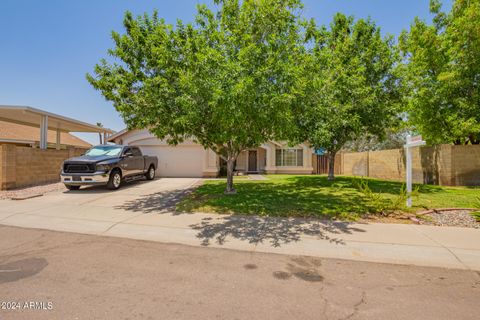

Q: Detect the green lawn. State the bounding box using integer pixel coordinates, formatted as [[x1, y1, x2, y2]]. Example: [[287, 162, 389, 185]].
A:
[[177, 175, 480, 220]]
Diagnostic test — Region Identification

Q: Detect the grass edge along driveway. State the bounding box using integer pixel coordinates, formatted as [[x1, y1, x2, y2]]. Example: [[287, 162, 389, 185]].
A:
[[177, 175, 480, 220]]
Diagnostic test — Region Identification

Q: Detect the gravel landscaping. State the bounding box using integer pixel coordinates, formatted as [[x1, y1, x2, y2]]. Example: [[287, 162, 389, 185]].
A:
[[0, 182, 66, 200], [420, 210, 480, 229]]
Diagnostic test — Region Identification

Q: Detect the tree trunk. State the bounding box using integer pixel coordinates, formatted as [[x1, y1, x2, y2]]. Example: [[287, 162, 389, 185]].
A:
[[225, 157, 237, 194], [469, 134, 479, 145], [327, 152, 336, 181]]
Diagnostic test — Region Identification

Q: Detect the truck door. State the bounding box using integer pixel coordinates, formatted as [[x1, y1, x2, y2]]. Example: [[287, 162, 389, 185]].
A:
[[121, 147, 136, 177], [131, 147, 145, 174]]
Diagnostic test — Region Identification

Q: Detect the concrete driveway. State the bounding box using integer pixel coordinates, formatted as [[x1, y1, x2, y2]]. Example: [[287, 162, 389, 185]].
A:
[[0, 177, 480, 271], [0, 178, 201, 234]]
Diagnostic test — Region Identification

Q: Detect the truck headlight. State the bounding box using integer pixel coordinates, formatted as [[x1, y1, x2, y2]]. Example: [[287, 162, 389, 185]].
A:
[[96, 163, 110, 172]]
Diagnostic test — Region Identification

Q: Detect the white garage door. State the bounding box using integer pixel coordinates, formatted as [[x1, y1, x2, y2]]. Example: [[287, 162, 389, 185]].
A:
[[139, 146, 204, 177]]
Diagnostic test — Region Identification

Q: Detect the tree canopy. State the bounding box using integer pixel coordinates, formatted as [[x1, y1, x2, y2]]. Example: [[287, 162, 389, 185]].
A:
[[399, 0, 480, 145], [87, 0, 303, 193], [87, 0, 478, 189], [294, 13, 400, 179]]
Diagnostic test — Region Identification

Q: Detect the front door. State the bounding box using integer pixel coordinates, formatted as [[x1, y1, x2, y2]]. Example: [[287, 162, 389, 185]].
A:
[[248, 150, 257, 172]]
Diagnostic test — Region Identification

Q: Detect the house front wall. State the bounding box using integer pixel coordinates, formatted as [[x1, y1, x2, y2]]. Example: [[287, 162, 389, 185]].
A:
[[110, 129, 219, 177], [236, 151, 247, 171], [110, 129, 314, 177], [263, 142, 314, 174], [236, 148, 267, 172], [235, 142, 314, 174]]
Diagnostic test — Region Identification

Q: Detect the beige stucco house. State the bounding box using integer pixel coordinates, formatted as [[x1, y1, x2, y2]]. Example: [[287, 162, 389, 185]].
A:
[[108, 129, 315, 177]]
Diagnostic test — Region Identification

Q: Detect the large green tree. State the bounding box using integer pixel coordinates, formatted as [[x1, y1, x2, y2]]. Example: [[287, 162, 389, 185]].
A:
[[87, 0, 302, 193], [295, 14, 399, 180], [399, 0, 480, 144]]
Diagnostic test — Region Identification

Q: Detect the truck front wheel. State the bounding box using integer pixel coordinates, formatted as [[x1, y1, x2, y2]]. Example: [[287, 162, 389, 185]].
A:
[[107, 170, 122, 190]]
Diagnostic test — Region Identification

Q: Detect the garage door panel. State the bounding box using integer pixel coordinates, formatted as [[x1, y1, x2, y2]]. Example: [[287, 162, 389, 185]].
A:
[[139, 146, 204, 177]]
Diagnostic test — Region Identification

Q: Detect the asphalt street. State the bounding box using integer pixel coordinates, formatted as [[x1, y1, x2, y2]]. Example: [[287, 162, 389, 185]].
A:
[[0, 225, 479, 320]]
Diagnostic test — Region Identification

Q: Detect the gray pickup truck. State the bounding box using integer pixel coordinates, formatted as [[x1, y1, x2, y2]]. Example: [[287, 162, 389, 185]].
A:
[[61, 145, 158, 190]]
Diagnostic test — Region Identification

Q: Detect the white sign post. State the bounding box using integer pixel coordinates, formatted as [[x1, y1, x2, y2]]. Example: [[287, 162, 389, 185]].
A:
[[404, 135, 426, 207]]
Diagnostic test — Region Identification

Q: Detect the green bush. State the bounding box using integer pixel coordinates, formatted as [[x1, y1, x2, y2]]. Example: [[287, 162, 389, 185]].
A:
[[352, 177, 418, 216]]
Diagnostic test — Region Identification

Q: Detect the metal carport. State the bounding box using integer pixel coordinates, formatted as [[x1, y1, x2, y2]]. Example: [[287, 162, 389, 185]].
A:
[[0, 105, 114, 149]]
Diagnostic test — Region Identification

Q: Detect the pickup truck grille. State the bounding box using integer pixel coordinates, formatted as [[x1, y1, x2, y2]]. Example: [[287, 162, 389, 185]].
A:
[[63, 163, 95, 173]]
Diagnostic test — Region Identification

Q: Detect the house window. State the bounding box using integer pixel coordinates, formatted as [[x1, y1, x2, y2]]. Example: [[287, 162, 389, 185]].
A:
[[275, 148, 303, 166]]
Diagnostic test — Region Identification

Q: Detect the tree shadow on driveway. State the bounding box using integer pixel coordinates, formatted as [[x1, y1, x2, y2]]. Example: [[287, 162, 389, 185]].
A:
[[114, 187, 199, 214], [114, 188, 365, 248], [113, 179, 366, 248], [189, 215, 365, 247]]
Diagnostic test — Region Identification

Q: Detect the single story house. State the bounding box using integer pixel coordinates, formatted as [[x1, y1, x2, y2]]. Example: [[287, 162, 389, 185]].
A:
[[108, 129, 315, 177]]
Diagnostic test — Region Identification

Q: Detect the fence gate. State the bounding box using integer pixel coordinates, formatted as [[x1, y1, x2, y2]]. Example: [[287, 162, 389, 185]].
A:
[[315, 155, 329, 174]]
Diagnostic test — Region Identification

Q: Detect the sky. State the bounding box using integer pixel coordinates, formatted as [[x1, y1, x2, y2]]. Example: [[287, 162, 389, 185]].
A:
[[0, 0, 452, 144]]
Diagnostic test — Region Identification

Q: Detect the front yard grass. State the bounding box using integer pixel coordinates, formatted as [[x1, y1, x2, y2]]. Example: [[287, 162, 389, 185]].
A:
[[177, 175, 480, 220]]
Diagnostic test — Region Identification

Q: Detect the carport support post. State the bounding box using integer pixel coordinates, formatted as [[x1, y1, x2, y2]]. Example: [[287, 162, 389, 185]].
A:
[[40, 115, 48, 149]]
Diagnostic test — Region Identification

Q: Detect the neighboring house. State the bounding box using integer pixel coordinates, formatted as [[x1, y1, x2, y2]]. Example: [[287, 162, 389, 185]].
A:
[[0, 105, 113, 190], [108, 129, 315, 177], [0, 120, 91, 149]]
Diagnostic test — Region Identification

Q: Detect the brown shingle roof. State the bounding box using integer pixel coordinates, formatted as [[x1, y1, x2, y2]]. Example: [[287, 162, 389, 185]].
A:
[[0, 120, 91, 148]]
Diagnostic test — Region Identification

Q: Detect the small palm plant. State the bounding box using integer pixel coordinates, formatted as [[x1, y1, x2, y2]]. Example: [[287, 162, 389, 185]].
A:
[[352, 177, 419, 216], [471, 196, 480, 222]]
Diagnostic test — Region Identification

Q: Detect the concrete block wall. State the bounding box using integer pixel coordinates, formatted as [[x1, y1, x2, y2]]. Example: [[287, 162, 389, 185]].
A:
[[342, 152, 368, 176], [451, 145, 480, 186], [367, 148, 404, 181], [337, 144, 480, 186], [0, 144, 17, 190], [0, 145, 86, 190]]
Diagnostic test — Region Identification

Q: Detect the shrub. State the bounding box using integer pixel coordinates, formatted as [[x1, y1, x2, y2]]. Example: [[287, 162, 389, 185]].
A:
[[352, 177, 418, 216]]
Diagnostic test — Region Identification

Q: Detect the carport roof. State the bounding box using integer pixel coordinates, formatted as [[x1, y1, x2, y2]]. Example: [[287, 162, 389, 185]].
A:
[[0, 105, 114, 133]]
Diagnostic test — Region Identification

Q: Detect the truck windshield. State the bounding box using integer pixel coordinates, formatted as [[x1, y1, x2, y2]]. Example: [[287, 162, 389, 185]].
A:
[[85, 146, 123, 157]]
